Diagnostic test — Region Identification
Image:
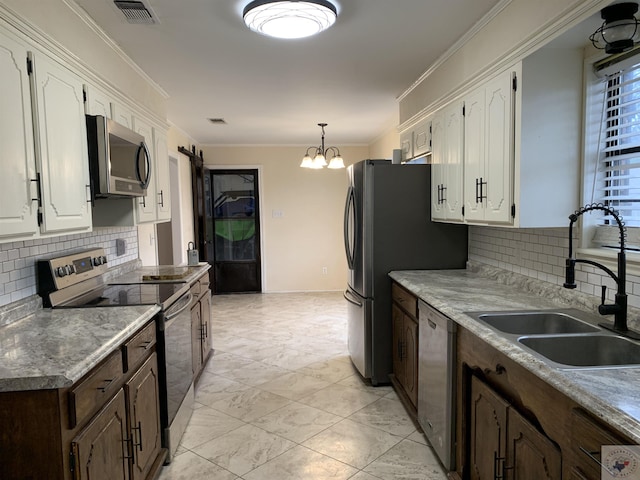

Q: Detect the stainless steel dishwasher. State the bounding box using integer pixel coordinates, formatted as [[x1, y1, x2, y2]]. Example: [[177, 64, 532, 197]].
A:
[[418, 300, 456, 470]]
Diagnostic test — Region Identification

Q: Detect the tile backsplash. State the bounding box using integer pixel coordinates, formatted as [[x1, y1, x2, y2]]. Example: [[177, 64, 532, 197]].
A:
[[0, 227, 138, 306], [469, 225, 640, 309]]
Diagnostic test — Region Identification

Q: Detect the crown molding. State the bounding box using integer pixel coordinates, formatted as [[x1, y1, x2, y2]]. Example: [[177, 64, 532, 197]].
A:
[[398, 0, 609, 132]]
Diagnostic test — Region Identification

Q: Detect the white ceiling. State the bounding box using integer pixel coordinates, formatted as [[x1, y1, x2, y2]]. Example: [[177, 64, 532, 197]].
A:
[[72, 0, 512, 146]]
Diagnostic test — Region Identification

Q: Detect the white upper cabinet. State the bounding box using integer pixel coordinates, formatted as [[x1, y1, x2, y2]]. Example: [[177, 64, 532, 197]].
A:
[[431, 101, 464, 222], [84, 84, 111, 118], [412, 117, 431, 159], [400, 116, 431, 162], [430, 47, 582, 228], [400, 130, 413, 161], [111, 102, 134, 130], [133, 116, 157, 224], [463, 69, 514, 224], [30, 51, 92, 234], [0, 28, 38, 241], [154, 129, 171, 222]]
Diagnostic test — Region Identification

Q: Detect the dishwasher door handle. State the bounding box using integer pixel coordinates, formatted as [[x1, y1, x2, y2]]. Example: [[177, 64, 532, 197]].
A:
[[343, 289, 363, 307]]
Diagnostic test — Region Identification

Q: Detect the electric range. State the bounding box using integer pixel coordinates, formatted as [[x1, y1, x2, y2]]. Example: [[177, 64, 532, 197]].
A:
[[37, 248, 195, 463]]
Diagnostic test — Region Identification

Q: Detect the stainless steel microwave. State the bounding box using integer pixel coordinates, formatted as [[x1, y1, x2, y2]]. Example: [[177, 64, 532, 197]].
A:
[[86, 115, 151, 198]]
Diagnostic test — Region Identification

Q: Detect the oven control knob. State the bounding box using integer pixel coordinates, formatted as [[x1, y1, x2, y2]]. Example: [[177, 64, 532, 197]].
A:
[[67, 264, 76, 274], [92, 257, 103, 266], [56, 266, 67, 277], [100, 255, 107, 265]]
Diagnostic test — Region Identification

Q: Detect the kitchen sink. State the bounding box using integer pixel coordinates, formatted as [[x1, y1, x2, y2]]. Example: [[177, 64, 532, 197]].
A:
[[467, 310, 600, 335], [519, 334, 640, 368]]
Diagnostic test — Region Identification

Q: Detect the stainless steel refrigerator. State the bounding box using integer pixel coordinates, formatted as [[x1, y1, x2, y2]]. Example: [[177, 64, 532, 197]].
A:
[[343, 159, 467, 385]]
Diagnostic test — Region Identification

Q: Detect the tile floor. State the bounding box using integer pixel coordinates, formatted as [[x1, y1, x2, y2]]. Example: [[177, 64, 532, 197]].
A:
[[158, 291, 448, 480]]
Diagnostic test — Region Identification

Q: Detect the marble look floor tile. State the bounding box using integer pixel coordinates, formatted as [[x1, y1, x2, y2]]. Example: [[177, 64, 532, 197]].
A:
[[298, 358, 359, 383], [303, 419, 403, 469], [348, 397, 417, 437], [337, 374, 394, 397], [258, 371, 332, 400], [407, 430, 428, 445], [157, 450, 238, 480], [252, 402, 341, 443], [179, 405, 245, 449], [208, 387, 292, 422], [363, 439, 447, 480], [204, 352, 257, 375], [261, 348, 326, 370], [243, 445, 358, 480], [299, 384, 381, 417], [194, 375, 251, 407], [218, 360, 289, 387], [348, 472, 382, 480], [192, 424, 295, 476]]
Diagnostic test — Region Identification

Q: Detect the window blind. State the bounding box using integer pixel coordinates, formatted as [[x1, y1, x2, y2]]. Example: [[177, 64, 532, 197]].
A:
[[598, 62, 640, 227]]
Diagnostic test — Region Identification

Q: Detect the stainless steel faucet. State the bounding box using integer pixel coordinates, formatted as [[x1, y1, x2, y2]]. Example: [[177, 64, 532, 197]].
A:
[[563, 203, 640, 340]]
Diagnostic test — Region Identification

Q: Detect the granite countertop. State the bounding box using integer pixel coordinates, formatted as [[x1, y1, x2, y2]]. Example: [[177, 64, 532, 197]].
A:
[[109, 263, 210, 285], [389, 267, 640, 444], [0, 304, 160, 392]]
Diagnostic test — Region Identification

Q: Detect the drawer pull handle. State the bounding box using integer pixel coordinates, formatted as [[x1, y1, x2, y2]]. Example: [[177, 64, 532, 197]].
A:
[[139, 340, 153, 350], [96, 378, 114, 392], [579, 446, 604, 467]]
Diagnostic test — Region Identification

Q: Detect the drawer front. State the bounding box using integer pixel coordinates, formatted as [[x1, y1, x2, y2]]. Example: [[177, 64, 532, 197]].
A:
[[569, 408, 629, 479], [123, 320, 156, 372], [69, 350, 124, 429], [392, 283, 417, 318], [190, 274, 210, 300]]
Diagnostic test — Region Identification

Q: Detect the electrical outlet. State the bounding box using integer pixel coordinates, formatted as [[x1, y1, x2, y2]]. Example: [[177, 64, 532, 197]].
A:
[[322, 267, 328, 275]]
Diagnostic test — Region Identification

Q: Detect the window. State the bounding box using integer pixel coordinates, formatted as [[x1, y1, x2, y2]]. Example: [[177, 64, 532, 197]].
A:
[[596, 61, 640, 228]]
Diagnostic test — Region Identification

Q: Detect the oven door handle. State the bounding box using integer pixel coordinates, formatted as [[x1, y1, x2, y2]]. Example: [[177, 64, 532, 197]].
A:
[[163, 292, 193, 324]]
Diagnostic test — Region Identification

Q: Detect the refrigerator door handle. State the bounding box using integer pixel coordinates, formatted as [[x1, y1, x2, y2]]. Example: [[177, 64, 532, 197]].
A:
[[343, 289, 363, 307], [344, 185, 356, 269]]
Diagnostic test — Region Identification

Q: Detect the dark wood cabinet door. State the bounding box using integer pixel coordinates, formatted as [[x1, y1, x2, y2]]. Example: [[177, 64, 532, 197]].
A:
[[403, 316, 418, 407], [71, 389, 130, 480], [469, 376, 509, 480], [191, 305, 203, 375], [125, 354, 162, 480], [506, 406, 561, 480], [391, 304, 405, 386], [200, 292, 212, 364]]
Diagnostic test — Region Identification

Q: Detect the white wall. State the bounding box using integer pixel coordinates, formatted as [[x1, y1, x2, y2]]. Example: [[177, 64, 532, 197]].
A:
[[202, 145, 369, 292]]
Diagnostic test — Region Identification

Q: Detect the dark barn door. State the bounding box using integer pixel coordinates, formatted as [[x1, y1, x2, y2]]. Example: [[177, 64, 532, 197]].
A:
[[210, 169, 262, 293]]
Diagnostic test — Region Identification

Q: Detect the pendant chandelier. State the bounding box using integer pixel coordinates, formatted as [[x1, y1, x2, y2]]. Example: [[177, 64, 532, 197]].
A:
[[243, 0, 337, 39], [300, 123, 344, 169]]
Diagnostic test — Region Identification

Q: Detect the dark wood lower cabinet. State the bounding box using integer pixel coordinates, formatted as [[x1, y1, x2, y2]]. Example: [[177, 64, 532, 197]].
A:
[[469, 375, 561, 480], [126, 355, 162, 480], [0, 320, 165, 480], [390, 282, 419, 412], [71, 389, 130, 480], [456, 325, 634, 480], [469, 376, 508, 479], [507, 405, 561, 480], [191, 272, 212, 381]]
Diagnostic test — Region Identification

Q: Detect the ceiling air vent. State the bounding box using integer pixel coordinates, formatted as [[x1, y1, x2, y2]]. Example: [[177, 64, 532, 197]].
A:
[[114, 1, 157, 24], [208, 118, 227, 125]]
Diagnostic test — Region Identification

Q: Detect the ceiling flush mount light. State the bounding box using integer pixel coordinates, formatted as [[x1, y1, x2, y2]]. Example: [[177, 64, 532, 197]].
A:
[[243, 0, 337, 39], [590, 2, 640, 54], [300, 123, 344, 169]]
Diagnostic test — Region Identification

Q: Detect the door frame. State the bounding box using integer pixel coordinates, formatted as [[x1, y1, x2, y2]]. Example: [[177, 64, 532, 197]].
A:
[[207, 165, 266, 292]]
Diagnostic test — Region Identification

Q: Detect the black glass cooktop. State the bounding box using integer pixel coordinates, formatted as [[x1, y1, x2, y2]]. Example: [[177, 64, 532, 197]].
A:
[[63, 283, 188, 309]]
